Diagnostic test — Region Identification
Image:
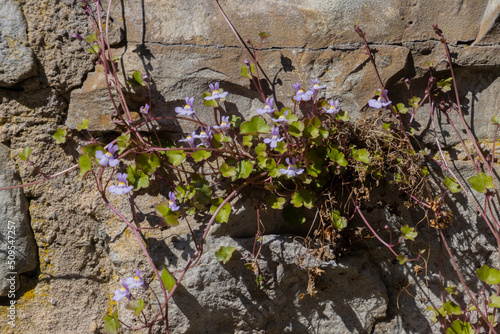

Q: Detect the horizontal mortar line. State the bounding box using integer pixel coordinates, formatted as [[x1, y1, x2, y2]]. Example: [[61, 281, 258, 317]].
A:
[[128, 40, 361, 52]]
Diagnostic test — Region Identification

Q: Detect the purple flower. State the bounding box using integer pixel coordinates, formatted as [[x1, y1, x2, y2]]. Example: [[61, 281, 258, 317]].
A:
[[204, 82, 229, 101], [323, 99, 340, 115], [179, 131, 196, 147], [108, 173, 134, 195], [71, 32, 84, 41], [280, 157, 304, 177], [195, 126, 213, 147], [113, 280, 131, 302], [292, 83, 314, 102], [175, 97, 196, 117], [368, 89, 392, 109], [213, 116, 231, 132], [140, 103, 150, 115], [255, 97, 275, 115], [95, 144, 119, 167], [168, 191, 180, 211], [271, 110, 290, 127], [124, 270, 146, 289], [263, 126, 284, 149], [310, 79, 326, 98]]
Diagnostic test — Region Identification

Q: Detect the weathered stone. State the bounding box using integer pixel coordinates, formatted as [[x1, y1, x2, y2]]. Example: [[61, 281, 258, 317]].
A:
[[0, 143, 38, 296], [144, 235, 388, 333], [0, 0, 37, 87]]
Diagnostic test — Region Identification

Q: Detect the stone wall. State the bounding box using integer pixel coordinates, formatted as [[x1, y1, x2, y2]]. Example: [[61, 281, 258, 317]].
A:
[[0, 0, 499, 333]]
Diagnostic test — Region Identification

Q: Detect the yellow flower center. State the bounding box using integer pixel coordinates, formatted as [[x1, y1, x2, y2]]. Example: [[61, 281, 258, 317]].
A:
[[212, 90, 219, 95], [169, 200, 173, 205], [105, 152, 112, 158], [278, 115, 286, 121], [265, 105, 271, 109], [134, 276, 140, 281], [200, 131, 206, 136], [221, 122, 226, 126], [314, 84, 320, 88], [118, 182, 125, 186], [184, 104, 190, 109], [298, 89, 305, 94]]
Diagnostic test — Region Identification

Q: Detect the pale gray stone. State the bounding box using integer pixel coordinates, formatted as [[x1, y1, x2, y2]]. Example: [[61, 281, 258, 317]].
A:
[[0, 0, 37, 87], [0, 143, 38, 296]]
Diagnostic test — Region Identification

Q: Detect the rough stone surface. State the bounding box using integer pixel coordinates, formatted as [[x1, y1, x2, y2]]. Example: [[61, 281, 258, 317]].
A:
[[0, 0, 37, 87], [0, 0, 499, 333], [0, 143, 37, 296]]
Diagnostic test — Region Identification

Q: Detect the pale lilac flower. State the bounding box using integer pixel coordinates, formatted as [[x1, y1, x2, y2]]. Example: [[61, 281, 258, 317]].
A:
[[292, 82, 314, 102], [142, 73, 149, 83], [310, 79, 326, 98], [204, 82, 229, 101], [113, 280, 131, 302], [140, 103, 150, 115], [263, 126, 284, 149], [108, 173, 134, 195], [175, 97, 196, 117], [255, 97, 275, 115], [368, 89, 392, 109], [323, 99, 340, 115], [179, 131, 196, 147], [95, 144, 119, 167], [195, 126, 213, 147], [124, 270, 146, 289], [213, 116, 231, 132], [280, 157, 304, 177], [71, 32, 84, 41], [168, 192, 180, 211], [271, 110, 290, 127]]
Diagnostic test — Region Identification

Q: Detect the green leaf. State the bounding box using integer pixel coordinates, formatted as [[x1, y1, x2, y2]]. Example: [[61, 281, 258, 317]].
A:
[[136, 153, 160, 175], [396, 254, 408, 264], [477, 265, 500, 285], [444, 177, 462, 193], [126, 299, 145, 316], [220, 162, 237, 177], [352, 148, 371, 164], [126, 164, 149, 190], [240, 64, 252, 79], [409, 96, 421, 109], [82, 144, 103, 158], [52, 128, 67, 144], [133, 71, 145, 86], [191, 149, 211, 162], [18, 146, 33, 161], [235, 160, 253, 179], [85, 33, 98, 43], [259, 31, 271, 39], [78, 154, 91, 181], [383, 122, 394, 131], [328, 148, 348, 167], [167, 150, 186, 166], [437, 77, 453, 93], [396, 103, 408, 114], [239, 116, 271, 135], [446, 285, 458, 295], [274, 141, 287, 154], [215, 246, 235, 264], [116, 133, 131, 154], [401, 224, 418, 241], [255, 143, 267, 157], [159, 267, 176, 292], [488, 296, 500, 308], [331, 210, 347, 231], [446, 320, 474, 334], [335, 109, 349, 121], [242, 135, 253, 147], [289, 121, 304, 137], [210, 198, 231, 223], [283, 205, 306, 226], [443, 301, 462, 315], [156, 202, 180, 226], [493, 116, 500, 125], [77, 119, 89, 131], [267, 195, 286, 210], [88, 45, 100, 55], [468, 172, 494, 193], [103, 311, 120, 334], [291, 189, 315, 209]]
